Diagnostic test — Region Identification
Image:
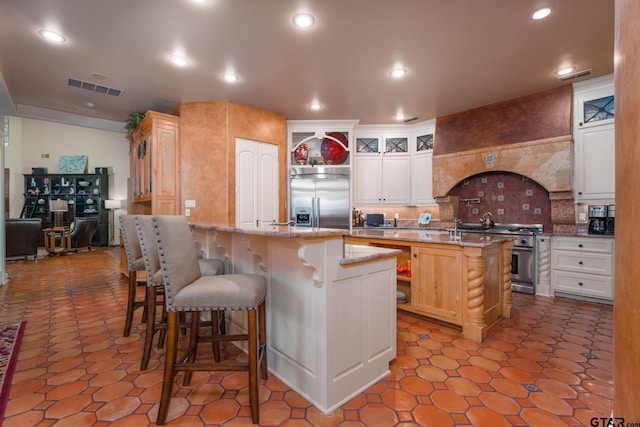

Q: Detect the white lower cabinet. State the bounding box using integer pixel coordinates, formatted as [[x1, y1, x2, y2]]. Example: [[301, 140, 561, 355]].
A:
[[550, 235, 614, 301]]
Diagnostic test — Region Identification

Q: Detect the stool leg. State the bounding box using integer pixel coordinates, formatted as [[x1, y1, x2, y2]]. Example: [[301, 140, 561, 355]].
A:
[[141, 286, 157, 371], [183, 312, 200, 386], [248, 309, 259, 424], [156, 311, 178, 425], [259, 301, 267, 380], [211, 310, 221, 362], [123, 271, 137, 337]]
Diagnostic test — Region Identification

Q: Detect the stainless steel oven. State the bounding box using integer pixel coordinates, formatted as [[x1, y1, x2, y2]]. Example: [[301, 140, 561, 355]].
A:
[[511, 235, 535, 294], [461, 223, 542, 294]]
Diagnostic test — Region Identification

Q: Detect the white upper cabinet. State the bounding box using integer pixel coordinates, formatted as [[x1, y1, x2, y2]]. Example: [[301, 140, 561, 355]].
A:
[[573, 74, 615, 202], [410, 120, 436, 206], [353, 125, 411, 205]]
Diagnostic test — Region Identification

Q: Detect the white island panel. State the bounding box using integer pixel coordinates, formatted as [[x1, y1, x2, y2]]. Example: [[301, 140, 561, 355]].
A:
[[191, 224, 399, 414]]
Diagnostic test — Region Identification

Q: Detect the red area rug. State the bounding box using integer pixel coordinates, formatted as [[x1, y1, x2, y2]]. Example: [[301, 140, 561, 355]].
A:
[[0, 321, 26, 421]]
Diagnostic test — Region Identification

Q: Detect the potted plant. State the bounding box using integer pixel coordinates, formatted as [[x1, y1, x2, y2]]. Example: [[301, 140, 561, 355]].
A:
[[124, 112, 145, 139]]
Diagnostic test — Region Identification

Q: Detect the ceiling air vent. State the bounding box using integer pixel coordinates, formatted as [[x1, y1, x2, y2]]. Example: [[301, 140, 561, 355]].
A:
[[557, 69, 592, 82], [67, 78, 123, 97], [403, 115, 419, 123]]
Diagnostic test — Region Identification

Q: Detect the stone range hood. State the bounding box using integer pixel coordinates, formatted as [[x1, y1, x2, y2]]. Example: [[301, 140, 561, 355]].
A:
[[432, 136, 575, 233], [430, 85, 576, 233]]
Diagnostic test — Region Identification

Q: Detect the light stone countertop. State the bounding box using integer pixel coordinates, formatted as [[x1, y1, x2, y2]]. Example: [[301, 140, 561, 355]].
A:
[[340, 244, 402, 265], [349, 229, 515, 247], [191, 223, 347, 239]]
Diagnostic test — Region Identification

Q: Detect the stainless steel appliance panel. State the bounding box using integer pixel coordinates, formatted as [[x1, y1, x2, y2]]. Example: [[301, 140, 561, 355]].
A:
[[290, 167, 350, 229]]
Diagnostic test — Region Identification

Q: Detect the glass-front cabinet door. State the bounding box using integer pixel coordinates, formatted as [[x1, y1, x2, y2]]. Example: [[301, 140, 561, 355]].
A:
[[416, 134, 434, 152]]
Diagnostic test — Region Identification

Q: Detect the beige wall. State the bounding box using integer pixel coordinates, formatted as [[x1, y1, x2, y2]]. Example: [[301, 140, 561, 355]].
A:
[[614, 0, 640, 418], [5, 117, 129, 243]]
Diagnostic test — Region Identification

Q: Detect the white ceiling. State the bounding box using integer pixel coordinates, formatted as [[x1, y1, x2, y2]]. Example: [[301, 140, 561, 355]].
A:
[[0, 0, 614, 132]]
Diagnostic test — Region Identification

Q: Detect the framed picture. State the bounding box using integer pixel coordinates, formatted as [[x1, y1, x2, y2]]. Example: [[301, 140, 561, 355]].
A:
[[56, 155, 88, 174]]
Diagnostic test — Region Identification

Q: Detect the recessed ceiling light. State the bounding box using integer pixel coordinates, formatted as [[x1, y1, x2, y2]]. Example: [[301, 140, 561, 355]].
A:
[[192, 0, 210, 3], [223, 73, 239, 82], [170, 55, 189, 66], [38, 29, 66, 43], [395, 113, 405, 121], [82, 101, 95, 108], [293, 13, 315, 28], [556, 66, 576, 76], [390, 68, 407, 79], [532, 7, 552, 20], [90, 72, 107, 80], [309, 102, 321, 110]]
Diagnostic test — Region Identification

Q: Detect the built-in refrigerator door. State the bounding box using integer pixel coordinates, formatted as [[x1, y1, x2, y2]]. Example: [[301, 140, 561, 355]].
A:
[[315, 178, 350, 229], [290, 177, 316, 227]]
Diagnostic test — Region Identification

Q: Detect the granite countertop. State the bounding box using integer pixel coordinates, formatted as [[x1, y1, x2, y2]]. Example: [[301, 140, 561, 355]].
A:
[[340, 244, 402, 265], [349, 229, 514, 247], [191, 223, 347, 238]]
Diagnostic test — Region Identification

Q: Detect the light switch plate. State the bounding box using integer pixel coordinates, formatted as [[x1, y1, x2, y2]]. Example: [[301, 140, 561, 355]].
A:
[[579, 213, 587, 222]]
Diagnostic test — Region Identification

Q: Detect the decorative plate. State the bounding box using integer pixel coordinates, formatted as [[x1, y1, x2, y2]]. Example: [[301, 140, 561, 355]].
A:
[[320, 132, 348, 165]]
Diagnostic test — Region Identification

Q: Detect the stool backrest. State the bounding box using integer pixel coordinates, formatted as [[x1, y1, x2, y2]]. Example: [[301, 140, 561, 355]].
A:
[[119, 215, 143, 270], [134, 215, 162, 286], [152, 215, 202, 309]]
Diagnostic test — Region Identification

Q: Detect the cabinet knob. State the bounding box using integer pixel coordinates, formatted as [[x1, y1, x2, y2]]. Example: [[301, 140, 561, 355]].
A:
[[578, 282, 584, 286], [579, 122, 583, 126], [578, 244, 583, 248], [578, 261, 583, 265]]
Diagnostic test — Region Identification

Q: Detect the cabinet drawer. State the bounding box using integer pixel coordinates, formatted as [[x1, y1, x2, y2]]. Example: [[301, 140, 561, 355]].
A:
[[551, 236, 613, 254], [551, 252, 613, 275], [551, 270, 613, 299]]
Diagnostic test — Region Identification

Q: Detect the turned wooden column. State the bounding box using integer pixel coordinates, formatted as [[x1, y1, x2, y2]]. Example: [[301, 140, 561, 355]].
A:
[[463, 247, 487, 342]]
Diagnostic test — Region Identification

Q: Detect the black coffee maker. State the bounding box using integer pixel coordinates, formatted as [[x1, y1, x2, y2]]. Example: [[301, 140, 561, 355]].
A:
[[588, 205, 607, 234], [605, 205, 615, 235]]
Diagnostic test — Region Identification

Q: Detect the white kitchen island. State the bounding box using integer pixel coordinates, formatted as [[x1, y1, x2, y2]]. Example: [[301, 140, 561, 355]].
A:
[[191, 223, 401, 415]]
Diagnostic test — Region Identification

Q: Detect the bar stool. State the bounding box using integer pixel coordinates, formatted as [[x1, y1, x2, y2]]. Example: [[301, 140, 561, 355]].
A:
[[151, 215, 267, 425], [134, 215, 226, 370], [119, 215, 148, 337]]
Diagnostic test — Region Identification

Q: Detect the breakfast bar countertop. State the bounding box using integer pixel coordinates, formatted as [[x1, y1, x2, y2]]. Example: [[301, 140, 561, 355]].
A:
[[191, 223, 347, 238]]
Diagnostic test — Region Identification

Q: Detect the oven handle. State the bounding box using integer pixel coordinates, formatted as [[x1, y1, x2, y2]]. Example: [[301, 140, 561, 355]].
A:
[[512, 246, 533, 251]]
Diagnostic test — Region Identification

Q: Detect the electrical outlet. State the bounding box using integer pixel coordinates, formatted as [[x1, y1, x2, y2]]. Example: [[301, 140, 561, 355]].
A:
[[185, 208, 190, 217], [579, 212, 587, 222]]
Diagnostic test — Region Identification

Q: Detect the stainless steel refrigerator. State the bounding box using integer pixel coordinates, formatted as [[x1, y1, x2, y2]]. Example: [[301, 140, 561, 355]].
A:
[[290, 166, 350, 229]]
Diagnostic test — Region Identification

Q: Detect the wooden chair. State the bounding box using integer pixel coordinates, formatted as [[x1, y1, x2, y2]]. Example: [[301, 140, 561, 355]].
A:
[[151, 215, 267, 425]]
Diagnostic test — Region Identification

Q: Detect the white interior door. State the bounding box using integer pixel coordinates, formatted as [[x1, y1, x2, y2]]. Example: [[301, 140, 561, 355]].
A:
[[235, 138, 279, 226]]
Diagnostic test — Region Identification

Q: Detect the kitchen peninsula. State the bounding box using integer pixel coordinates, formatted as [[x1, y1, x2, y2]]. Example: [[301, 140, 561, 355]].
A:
[[190, 223, 400, 415], [346, 229, 514, 342]]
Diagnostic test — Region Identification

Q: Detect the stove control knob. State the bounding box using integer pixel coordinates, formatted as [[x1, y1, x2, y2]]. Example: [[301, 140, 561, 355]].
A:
[[520, 238, 528, 245]]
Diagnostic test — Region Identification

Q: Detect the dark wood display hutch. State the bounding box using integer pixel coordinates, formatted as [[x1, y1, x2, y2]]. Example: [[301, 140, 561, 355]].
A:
[[22, 172, 109, 246]]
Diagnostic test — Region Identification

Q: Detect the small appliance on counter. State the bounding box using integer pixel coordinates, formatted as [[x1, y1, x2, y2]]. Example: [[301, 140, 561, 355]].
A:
[[605, 204, 615, 235], [365, 213, 386, 227], [588, 205, 607, 234]]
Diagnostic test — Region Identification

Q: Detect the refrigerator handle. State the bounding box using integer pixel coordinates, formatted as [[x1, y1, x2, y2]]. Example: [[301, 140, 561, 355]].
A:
[[311, 197, 317, 228], [315, 197, 320, 228]]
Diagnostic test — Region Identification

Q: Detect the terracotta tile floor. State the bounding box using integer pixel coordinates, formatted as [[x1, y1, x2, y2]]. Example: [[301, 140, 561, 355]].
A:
[[1, 248, 613, 426]]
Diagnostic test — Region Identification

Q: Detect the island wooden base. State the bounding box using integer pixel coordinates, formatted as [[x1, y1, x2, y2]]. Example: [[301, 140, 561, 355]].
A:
[[346, 234, 513, 342]]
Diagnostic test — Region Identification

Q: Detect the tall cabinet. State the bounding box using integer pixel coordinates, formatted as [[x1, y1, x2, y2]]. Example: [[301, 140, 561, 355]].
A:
[[129, 111, 181, 215], [573, 74, 615, 202], [23, 173, 109, 246]]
